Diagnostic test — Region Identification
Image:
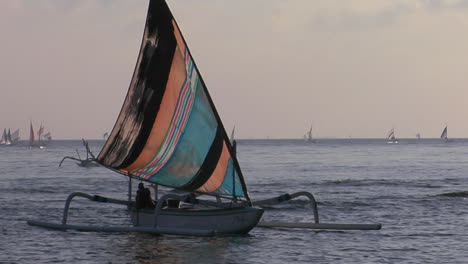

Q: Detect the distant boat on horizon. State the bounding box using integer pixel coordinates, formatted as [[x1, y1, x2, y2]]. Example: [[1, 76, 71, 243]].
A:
[[11, 129, 20, 143], [0, 128, 20, 146], [305, 125, 317, 143], [440, 125, 453, 142], [0, 128, 12, 145], [386, 128, 399, 144], [29, 122, 52, 148], [416, 133, 421, 140]]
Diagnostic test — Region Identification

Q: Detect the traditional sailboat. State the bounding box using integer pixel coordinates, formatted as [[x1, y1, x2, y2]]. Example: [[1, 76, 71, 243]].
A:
[[30, 0, 263, 235], [11, 129, 20, 143], [28, 122, 35, 148], [440, 125, 454, 142], [35, 124, 51, 148], [29, 122, 47, 148], [59, 139, 100, 168], [28, 0, 380, 235], [305, 125, 317, 143], [440, 125, 448, 141], [386, 128, 399, 144], [0, 128, 12, 145]]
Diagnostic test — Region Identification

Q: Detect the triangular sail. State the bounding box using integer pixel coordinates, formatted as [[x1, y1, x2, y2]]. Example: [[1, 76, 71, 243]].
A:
[[6, 129, 12, 145], [43, 132, 52, 141], [386, 128, 395, 140], [440, 126, 448, 139], [307, 126, 313, 141], [230, 126, 235, 143], [0, 129, 6, 144], [11, 129, 20, 142], [29, 122, 35, 147], [97, 0, 249, 200], [37, 125, 44, 143]]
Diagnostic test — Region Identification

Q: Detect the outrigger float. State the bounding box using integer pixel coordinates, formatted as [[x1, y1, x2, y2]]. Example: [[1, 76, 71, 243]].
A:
[[27, 0, 381, 236]]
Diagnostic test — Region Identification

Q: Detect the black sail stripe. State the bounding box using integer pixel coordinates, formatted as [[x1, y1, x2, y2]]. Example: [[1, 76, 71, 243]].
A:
[[181, 127, 224, 191], [97, 0, 176, 168]]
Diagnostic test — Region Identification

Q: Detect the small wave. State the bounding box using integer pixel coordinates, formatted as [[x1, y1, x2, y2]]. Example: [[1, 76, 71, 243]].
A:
[[437, 191, 468, 197], [324, 179, 443, 189]]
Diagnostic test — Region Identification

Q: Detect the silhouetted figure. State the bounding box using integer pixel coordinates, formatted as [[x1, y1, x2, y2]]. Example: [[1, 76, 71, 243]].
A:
[[135, 183, 155, 209]]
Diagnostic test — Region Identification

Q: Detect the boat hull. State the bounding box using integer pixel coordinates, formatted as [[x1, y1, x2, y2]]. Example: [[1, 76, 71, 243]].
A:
[[132, 206, 264, 235]]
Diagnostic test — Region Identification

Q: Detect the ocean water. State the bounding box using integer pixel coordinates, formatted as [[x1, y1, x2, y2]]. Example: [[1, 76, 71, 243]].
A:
[[1, 138, 467, 264]]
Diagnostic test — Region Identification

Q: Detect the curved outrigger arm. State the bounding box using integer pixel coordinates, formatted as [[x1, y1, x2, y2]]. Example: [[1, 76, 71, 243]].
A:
[[253, 192, 319, 223], [253, 191, 382, 231]]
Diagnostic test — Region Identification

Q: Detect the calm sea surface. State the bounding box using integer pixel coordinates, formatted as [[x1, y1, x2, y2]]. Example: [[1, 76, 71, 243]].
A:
[[1, 139, 467, 263]]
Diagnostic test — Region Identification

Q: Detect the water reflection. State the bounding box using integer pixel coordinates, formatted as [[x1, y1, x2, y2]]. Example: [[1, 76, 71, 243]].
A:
[[112, 234, 236, 264]]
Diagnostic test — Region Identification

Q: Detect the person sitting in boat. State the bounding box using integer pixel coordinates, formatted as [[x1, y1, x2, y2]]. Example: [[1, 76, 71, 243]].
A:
[[135, 182, 155, 209]]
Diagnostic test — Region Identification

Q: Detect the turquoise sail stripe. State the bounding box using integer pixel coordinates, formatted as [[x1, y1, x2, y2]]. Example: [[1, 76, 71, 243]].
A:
[[146, 78, 221, 189], [210, 159, 245, 197], [132, 52, 198, 178]]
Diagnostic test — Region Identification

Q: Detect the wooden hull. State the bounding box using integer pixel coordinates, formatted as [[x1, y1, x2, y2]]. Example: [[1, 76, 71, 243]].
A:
[[132, 206, 264, 235]]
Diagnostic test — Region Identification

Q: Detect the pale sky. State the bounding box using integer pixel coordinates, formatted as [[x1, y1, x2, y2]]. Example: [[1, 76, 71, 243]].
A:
[[2, 0, 468, 139]]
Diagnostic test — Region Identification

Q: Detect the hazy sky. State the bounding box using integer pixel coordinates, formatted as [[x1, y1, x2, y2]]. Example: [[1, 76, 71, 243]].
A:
[[2, 0, 468, 139]]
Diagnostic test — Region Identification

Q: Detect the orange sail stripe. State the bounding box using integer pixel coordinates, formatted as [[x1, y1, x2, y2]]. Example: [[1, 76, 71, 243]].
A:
[[125, 44, 187, 173], [196, 142, 231, 193], [172, 21, 186, 59]]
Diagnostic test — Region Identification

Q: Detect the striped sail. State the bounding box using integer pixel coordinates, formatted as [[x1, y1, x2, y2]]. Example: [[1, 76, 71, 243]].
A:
[[97, 0, 249, 199]]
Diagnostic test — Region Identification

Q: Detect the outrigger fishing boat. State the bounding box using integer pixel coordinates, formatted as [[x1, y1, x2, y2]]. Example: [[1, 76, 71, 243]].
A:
[[28, 0, 381, 236], [59, 139, 99, 168], [386, 128, 399, 144], [305, 125, 317, 143], [440, 125, 453, 142]]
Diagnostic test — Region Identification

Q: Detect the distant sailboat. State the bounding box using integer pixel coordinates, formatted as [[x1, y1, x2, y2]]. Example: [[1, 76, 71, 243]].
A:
[[37, 124, 52, 148], [6, 129, 12, 145], [0, 128, 12, 145], [29, 122, 35, 148], [59, 139, 98, 168], [440, 125, 452, 142], [305, 125, 317, 143], [43, 132, 52, 141], [440, 126, 447, 140], [29, 122, 49, 148], [37, 125, 46, 148], [11, 129, 20, 143], [386, 128, 399, 144], [230, 126, 235, 143], [416, 133, 421, 140]]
